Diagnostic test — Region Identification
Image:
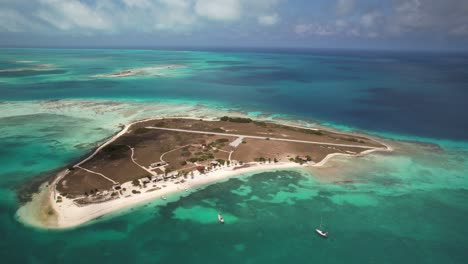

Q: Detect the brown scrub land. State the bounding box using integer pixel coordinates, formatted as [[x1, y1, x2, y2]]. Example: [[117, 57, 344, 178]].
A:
[[56, 117, 385, 199]]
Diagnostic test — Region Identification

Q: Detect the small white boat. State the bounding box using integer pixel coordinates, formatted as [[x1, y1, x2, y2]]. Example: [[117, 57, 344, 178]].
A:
[[316, 229, 328, 238], [316, 216, 328, 238], [218, 213, 225, 224], [162, 196, 167, 200]]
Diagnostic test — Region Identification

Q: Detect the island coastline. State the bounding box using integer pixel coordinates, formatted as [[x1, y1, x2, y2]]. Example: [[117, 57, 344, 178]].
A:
[[16, 116, 392, 229]]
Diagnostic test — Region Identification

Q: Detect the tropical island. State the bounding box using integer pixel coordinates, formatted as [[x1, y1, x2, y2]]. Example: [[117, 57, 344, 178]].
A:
[[22, 116, 390, 229]]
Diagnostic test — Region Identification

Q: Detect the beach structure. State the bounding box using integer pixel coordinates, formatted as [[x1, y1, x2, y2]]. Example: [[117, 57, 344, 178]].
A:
[[140, 178, 150, 184], [151, 176, 163, 182], [150, 161, 167, 168], [229, 137, 244, 148]]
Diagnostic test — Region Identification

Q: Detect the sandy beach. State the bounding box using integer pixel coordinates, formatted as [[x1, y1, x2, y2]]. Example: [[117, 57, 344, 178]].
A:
[[50, 162, 305, 229]]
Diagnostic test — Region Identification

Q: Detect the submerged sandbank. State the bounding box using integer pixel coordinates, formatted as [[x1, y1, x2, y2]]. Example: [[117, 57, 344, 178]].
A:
[[91, 64, 184, 78]]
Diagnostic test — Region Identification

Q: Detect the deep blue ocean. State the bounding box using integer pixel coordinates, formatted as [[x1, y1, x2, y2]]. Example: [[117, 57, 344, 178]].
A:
[[1, 48, 467, 140], [0, 48, 467, 263]]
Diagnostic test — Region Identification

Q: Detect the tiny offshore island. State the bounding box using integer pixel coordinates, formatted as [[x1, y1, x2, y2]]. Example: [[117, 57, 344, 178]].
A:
[[26, 117, 391, 228]]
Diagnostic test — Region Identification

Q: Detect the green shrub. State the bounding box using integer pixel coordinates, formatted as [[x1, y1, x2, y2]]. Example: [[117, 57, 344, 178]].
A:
[[305, 129, 323, 136], [134, 127, 150, 134], [220, 116, 252, 123], [212, 127, 225, 133], [154, 121, 166, 127], [254, 121, 267, 126], [189, 157, 199, 163], [103, 144, 127, 153], [132, 179, 140, 187]]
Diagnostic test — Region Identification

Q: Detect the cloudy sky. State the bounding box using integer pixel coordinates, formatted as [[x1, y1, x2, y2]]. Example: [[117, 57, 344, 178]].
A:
[[1, 0, 468, 50]]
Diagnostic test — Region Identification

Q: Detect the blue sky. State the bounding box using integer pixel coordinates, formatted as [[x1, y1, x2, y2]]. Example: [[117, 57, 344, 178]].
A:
[[1, 0, 468, 50]]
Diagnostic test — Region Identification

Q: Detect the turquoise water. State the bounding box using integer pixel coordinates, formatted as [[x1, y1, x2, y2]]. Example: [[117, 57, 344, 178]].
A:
[[0, 48, 467, 263]]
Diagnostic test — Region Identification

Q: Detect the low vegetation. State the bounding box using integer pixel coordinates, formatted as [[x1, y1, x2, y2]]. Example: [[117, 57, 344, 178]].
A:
[[253, 121, 267, 126], [190, 152, 214, 161], [154, 121, 167, 127], [254, 157, 267, 162], [134, 127, 151, 134], [220, 116, 253, 123], [340, 137, 366, 143], [206, 138, 229, 149], [102, 144, 127, 153], [290, 155, 312, 164], [132, 179, 140, 187], [181, 147, 191, 157], [281, 125, 323, 136], [211, 127, 226, 133]]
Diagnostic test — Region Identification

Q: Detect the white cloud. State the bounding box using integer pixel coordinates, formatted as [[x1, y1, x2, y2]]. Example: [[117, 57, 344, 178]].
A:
[[0, 0, 283, 35], [294, 24, 309, 35], [346, 27, 360, 37], [360, 11, 382, 28], [294, 23, 335, 36], [336, 0, 355, 16], [258, 13, 279, 26], [150, 0, 196, 31], [388, 0, 425, 34], [450, 24, 468, 36], [0, 8, 39, 32], [294, 13, 383, 38], [122, 0, 152, 8], [37, 0, 113, 31], [295, 0, 468, 40], [247, 0, 281, 10], [195, 0, 241, 21]]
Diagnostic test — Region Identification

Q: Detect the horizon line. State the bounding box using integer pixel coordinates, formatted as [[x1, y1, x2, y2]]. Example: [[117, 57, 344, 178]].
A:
[[1, 45, 467, 54]]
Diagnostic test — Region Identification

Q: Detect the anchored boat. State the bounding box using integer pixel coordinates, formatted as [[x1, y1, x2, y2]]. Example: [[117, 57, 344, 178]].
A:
[[316, 229, 328, 238], [316, 216, 328, 238], [218, 213, 225, 224]]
